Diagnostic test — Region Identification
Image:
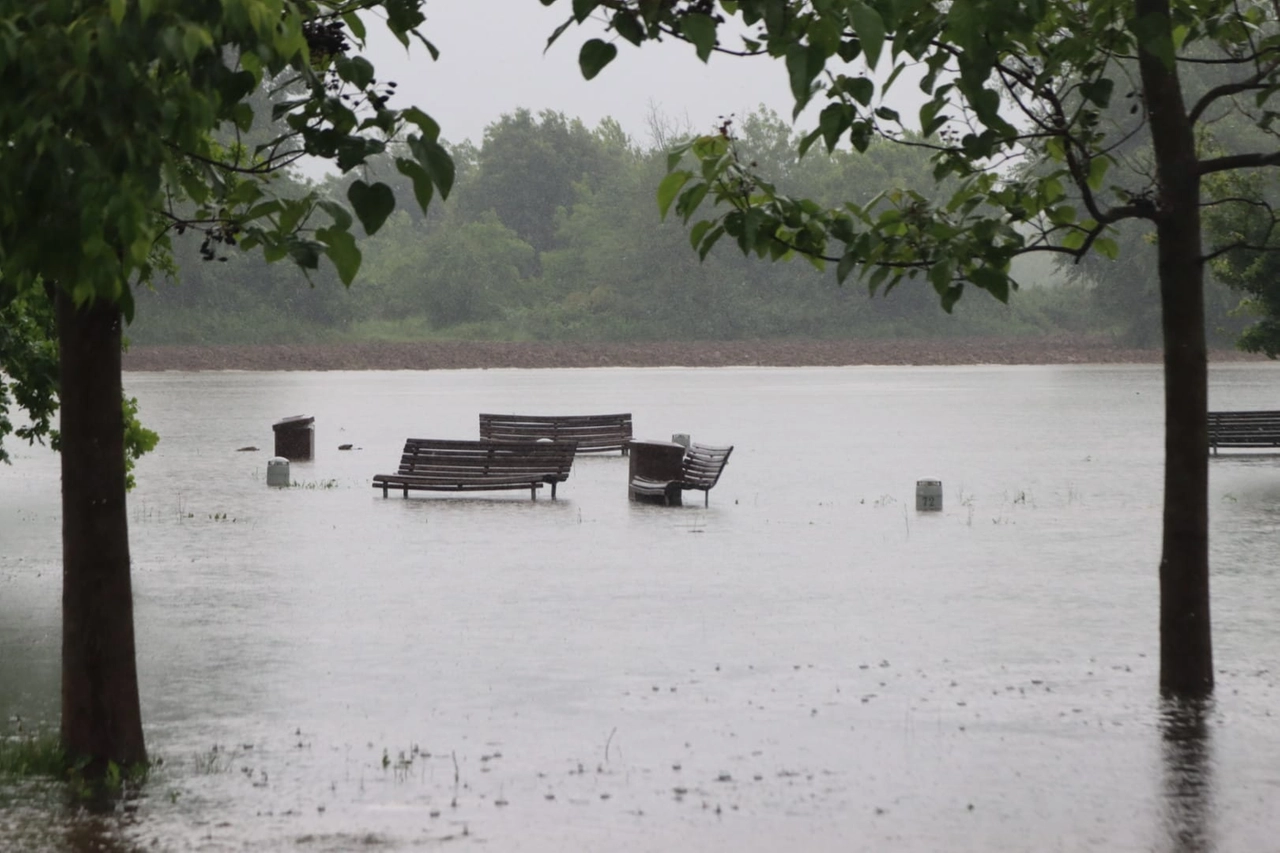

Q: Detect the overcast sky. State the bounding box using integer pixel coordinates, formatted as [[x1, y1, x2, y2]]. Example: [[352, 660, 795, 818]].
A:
[[364, 0, 801, 148]]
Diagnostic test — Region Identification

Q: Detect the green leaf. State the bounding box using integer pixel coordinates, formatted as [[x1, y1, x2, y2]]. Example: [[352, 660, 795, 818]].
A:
[[968, 266, 1009, 302], [867, 263, 892, 295], [1095, 237, 1120, 259], [1087, 156, 1109, 191], [572, 0, 600, 22], [817, 103, 853, 152], [658, 170, 693, 218], [837, 251, 859, 284], [579, 39, 617, 80], [341, 12, 366, 42], [690, 220, 714, 251], [415, 137, 455, 200], [675, 182, 710, 222], [1080, 77, 1114, 107], [680, 13, 718, 62], [347, 181, 396, 236], [919, 98, 947, 137], [335, 56, 375, 89], [403, 107, 441, 141], [287, 240, 322, 270], [613, 10, 645, 45], [1062, 229, 1087, 251], [849, 2, 886, 69], [394, 158, 435, 212], [666, 141, 693, 172], [929, 258, 953, 292], [317, 201, 354, 232], [844, 76, 875, 107], [109, 0, 126, 25], [696, 225, 725, 260], [786, 44, 814, 105], [318, 227, 362, 286]]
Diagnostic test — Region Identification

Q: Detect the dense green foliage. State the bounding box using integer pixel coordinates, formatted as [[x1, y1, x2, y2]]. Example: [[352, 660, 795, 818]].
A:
[[126, 105, 1206, 346]]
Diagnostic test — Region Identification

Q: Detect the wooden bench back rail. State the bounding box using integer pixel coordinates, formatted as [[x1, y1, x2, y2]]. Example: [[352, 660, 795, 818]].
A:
[[680, 444, 733, 497], [1207, 410, 1280, 454], [479, 413, 633, 454], [629, 442, 733, 506], [373, 439, 577, 499]]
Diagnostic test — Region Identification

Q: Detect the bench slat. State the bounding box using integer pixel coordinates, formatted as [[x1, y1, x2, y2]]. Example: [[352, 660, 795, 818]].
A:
[[1207, 410, 1280, 454], [374, 439, 576, 499], [479, 413, 633, 454]]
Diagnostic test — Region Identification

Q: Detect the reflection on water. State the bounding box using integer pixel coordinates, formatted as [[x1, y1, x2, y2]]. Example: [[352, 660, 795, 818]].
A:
[[3, 363, 1280, 852], [1160, 697, 1215, 853]]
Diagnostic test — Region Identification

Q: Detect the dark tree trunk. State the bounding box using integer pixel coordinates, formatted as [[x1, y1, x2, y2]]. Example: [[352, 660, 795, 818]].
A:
[[56, 288, 147, 772], [1137, 0, 1214, 696]]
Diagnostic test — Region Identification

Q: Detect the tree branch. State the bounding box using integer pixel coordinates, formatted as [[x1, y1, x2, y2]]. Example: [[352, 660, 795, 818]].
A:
[[1187, 60, 1280, 126], [1199, 150, 1280, 175]]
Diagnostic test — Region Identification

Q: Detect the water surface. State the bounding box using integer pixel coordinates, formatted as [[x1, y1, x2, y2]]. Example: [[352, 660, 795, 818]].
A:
[[2, 364, 1279, 851]]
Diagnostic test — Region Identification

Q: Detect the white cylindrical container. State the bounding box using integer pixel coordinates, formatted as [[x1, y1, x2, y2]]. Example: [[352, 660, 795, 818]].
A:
[[267, 456, 291, 488], [916, 479, 942, 511], [672, 433, 691, 448]]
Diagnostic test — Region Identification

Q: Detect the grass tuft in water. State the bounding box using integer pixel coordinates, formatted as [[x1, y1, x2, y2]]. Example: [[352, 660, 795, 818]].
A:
[[0, 731, 67, 778]]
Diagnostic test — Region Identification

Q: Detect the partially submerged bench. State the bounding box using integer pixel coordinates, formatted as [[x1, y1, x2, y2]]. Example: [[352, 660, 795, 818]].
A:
[[629, 442, 733, 507], [479, 413, 633, 455], [1207, 410, 1280, 454], [372, 439, 577, 499]]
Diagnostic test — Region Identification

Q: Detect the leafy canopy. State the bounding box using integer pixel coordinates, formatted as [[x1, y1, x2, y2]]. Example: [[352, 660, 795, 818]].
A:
[[544, 0, 1280, 311], [0, 0, 454, 314]]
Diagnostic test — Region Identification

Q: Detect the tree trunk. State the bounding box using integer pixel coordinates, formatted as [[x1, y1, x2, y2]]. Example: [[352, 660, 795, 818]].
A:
[[57, 288, 147, 772], [1136, 0, 1214, 696]]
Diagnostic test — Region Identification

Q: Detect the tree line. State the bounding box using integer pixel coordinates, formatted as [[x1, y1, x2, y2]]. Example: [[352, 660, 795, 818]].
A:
[[129, 106, 1256, 348]]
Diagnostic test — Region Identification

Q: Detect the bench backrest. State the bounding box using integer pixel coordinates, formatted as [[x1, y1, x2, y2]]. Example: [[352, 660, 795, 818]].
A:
[[400, 438, 576, 481], [479, 413, 633, 453], [1207, 410, 1280, 447], [681, 443, 733, 490]]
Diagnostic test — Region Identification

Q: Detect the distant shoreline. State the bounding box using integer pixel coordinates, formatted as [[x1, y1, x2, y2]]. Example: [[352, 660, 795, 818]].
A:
[[120, 337, 1271, 372]]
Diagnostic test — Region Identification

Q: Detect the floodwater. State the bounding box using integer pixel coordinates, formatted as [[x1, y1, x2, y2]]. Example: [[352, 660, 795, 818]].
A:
[[2, 363, 1279, 852]]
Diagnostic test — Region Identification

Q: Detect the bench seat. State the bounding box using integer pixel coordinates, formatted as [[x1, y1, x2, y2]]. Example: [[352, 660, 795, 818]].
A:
[[479, 413, 633, 454], [373, 439, 577, 499], [629, 442, 733, 506], [1208, 410, 1280, 454]]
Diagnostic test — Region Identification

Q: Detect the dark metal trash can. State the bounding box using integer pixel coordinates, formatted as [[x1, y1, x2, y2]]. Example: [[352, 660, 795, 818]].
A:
[[273, 415, 315, 461]]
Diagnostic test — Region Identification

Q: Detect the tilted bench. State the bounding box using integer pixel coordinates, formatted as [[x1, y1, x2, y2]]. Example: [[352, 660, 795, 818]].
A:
[[372, 439, 577, 499], [479, 413, 633, 455], [629, 442, 733, 507], [1207, 410, 1280, 454]]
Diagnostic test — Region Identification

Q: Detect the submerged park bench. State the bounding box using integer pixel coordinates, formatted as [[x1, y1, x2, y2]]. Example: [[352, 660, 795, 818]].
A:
[[479, 412, 633, 455], [1207, 410, 1280, 454], [628, 441, 734, 507], [372, 439, 577, 499]]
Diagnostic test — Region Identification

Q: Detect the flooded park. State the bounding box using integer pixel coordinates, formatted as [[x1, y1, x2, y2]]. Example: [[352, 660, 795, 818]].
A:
[[2, 362, 1279, 851]]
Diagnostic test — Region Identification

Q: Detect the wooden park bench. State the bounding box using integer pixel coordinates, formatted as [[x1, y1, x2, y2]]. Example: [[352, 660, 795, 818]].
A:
[[1207, 410, 1280, 454], [629, 442, 733, 507], [372, 439, 577, 499], [479, 412, 633, 455]]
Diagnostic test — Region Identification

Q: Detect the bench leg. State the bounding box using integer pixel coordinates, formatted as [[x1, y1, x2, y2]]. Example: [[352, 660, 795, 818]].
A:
[[551, 481, 558, 499], [530, 483, 537, 501]]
